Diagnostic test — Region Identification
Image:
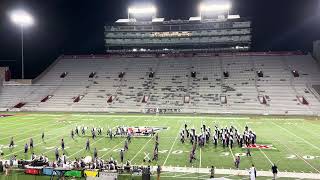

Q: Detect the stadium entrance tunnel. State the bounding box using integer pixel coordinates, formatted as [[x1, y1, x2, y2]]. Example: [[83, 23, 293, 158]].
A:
[[223, 71, 229, 78], [220, 95, 227, 104], [89, 72, 96, 78], [191, 71, 197, 78], [73, 95, 84, 103], [296, 96, 309, 105], [257, 70, 264, 77], [258, 95, 268, 105], [107, 95, 116, 103], [141, 95, 149, 103], [60, 72, 68, 78], [149, 72, 154, 78], [292, 70, 299, 77], [41, 95, 53, 102], [119, 72, 125, 78], [14, 102, 26, 108], [184, 95, 190, 103]]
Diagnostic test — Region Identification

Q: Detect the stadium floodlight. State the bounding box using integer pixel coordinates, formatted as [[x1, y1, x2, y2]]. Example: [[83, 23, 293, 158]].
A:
[[128, 6, 157, 15], [199, 3, 231, 13], [128, 5, 157, 19], [10, 9, 34, 79], [10, 10, 34, 27]]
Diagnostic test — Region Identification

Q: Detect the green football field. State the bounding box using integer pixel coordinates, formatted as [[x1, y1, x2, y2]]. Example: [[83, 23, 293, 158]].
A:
[[0, 113, 320, 179]]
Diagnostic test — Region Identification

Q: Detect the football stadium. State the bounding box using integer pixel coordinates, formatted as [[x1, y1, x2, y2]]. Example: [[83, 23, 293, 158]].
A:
[[0, 0, 320, 179]]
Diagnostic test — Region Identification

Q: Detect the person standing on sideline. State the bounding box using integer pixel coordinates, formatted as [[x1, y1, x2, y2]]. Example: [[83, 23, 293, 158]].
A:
[[234, 156, 240, 169], [249, 164, 256, 180], [93, 148, 98, 159], [4, 161, 10, 176], [120, 150, 124, 163], [61, 139, 65, 151], [55, 148, 59, 161], [271, 164, 278, 179], [210, 166, 215, 178], [156, 165, 161, 180]]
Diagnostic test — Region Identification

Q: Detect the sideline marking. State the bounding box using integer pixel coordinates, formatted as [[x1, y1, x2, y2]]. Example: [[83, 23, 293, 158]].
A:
[[163, 125, 181, 166], [272, 122, 320, 151]]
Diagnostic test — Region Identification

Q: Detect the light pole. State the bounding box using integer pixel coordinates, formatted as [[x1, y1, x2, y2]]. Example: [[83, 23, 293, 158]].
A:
[[10, 10, 34, 79]]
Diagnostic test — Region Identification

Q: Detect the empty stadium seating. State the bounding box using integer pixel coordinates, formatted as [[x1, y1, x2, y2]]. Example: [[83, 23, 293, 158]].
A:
[[0, 53, 319, 115]]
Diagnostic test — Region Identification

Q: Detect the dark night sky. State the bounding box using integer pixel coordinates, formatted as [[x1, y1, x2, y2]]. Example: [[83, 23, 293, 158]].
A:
[[0, 0, 320, 79]]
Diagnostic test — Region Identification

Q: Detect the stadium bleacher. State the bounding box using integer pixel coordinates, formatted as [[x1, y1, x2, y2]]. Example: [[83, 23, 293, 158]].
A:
[[0, 52, 319, 115]]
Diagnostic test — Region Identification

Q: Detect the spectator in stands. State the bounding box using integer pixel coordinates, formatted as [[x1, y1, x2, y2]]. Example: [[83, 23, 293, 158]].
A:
[[271, 164, 278, 179]]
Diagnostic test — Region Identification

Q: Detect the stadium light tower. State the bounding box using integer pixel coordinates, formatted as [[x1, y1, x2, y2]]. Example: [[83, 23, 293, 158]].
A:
[[128, 5, 157, 19], [10, 9, 34, 79]]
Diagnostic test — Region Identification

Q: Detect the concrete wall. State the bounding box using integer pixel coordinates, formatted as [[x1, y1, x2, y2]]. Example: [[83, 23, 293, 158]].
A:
[[11, 79, 33, 85], [0, 67, 8, 87], [313, 40, 320, 62], [0, 67, 7, 79]]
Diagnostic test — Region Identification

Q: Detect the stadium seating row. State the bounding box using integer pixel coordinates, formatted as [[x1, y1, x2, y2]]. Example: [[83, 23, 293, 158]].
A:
[[0, 54, 319, 115]]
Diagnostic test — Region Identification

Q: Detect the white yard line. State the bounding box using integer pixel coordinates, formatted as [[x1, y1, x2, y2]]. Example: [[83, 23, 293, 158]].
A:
[[172, 172, 203, 178], [2, 122, 69, 145], [269, 136, 320, 173], [71, 114, 249, 120], [272, 122, 320, 151], [293, 123, 320, 139], [67, 115, 119, 158], [69, 137, 105, 158], [228, 146, 235, 161], [163, 125, 182, 166], [156, 166, 320, 179], [161, 176, 207, 180], [235, 120, 274, 167], [130, 137, 153, 162], [84, 116, 144, 160], [0, 117, 53, 131], [101, 140, 126, 158], [258, 149, 273, 165], [278, 141, 319, 173], [3, 122, 76, 158], [0, 119, 64, 141]]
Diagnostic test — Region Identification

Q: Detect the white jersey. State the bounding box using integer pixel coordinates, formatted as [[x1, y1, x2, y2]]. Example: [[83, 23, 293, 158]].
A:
[[249, 167, 256, 180]]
